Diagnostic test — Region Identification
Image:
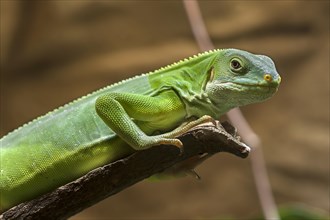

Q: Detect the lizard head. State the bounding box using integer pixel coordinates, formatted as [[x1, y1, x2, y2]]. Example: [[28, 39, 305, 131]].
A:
[[205, 49, 281, 114]]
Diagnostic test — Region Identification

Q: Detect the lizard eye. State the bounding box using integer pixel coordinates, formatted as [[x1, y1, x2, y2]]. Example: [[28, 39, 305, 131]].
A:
[[230, 58, 243, 71]]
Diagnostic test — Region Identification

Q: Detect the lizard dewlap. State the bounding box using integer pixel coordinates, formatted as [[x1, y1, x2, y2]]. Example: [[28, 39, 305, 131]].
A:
[[0, 49, 281, 211]]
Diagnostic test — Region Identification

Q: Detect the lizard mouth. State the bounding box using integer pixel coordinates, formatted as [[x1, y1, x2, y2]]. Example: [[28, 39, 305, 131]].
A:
[[224, 82, 279, 93], [233, 82, 278, 89]]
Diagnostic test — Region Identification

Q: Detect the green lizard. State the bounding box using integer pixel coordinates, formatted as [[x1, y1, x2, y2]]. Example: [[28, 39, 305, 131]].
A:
[[0, 49, 281, 211]]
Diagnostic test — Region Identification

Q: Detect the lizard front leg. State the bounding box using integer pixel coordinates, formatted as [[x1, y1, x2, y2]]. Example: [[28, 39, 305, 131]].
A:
[[95, 90, 186, 150], [95, 90, 213, 151]]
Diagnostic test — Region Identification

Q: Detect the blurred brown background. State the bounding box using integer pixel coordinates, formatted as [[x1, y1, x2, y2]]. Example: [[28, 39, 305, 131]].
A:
[[0, 1, 329, 219]]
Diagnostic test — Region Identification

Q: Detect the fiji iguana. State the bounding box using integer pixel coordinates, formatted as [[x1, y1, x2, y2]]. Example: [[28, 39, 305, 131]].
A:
[[0, 49, 281, 211]]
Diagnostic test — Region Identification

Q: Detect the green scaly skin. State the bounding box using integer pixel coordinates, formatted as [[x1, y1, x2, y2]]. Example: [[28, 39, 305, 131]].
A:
[[0, 49, 281, 211]]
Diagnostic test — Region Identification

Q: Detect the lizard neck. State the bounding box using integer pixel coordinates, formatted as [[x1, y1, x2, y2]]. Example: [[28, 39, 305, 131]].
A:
[[181, 92, 228, 119]]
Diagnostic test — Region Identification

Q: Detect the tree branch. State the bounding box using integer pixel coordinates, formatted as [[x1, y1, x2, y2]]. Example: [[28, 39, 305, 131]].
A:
[[1, 122, 249, 220]]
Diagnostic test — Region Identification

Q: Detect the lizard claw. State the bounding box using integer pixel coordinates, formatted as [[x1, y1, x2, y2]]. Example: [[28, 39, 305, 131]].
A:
[[157, 138, 184, 154], [191, 115, 216, 127]]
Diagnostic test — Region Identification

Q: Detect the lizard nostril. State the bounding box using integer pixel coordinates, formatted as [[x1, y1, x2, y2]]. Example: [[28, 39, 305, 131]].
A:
[[263, 74, 273, 82]]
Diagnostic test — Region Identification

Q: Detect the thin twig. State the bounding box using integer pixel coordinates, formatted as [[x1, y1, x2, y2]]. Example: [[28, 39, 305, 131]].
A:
[[182, 1, 280, 219]]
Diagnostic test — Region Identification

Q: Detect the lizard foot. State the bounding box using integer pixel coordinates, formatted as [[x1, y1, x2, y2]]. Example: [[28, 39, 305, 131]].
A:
[[138, 136, 183, 153], [160, 115, 215, 139], [139, 116, 214, 153]]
